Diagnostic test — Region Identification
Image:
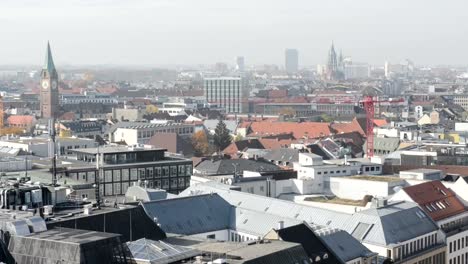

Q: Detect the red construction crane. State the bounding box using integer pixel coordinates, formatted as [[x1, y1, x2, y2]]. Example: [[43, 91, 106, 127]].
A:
[[361, 96, 404, 157]]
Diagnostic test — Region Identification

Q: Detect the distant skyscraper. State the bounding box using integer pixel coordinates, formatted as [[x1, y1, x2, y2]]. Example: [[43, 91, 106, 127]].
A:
[[204, 77, 243, 113], [236, 56, 245, 72], [285, 49, 299, 73], [40, 42, 60, 118]]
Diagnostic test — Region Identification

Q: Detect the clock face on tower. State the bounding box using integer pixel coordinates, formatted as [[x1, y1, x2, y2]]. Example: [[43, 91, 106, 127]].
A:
[[51, 80, 58, 90], [42, 80, 49, 90]]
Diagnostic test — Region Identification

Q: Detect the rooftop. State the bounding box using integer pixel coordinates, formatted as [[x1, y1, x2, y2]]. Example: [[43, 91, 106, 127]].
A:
[[19, 227, 120, 245], [348, 175, 403, 182], [165, 236, 310, 264], [402, 180, 466, 221], [127, 238, 200, 264], [304, 196, 364, 206], [70, 145, 165, 155]]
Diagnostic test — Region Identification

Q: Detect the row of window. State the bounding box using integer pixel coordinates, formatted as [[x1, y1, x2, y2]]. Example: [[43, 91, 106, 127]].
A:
[[394, 233, 438, 261], [450, 252, 468, 264], [229, 231, 255, 243], [449, 235, 468, 253], [137, 127, 193, 138], [102, 177, 189, 196], [102, 165, 192, 183], [67, 164, 192, 183], [317, 169, 347, 175]]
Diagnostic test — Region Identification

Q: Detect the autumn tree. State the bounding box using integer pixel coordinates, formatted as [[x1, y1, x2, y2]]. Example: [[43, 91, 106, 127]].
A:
[[145, 104, 159, 114], [213, 119, 232, 151], [191, 130, 210, 156]]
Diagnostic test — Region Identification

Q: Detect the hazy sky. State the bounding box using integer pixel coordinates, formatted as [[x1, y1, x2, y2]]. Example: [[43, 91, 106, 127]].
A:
[[1, 0, 467, 67]]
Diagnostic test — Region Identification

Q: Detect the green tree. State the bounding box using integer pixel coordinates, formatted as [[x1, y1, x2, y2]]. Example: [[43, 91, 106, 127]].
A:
[[191, 130, 210, 156], [320, 113, 334, 122], [213, 120, 232, 151]]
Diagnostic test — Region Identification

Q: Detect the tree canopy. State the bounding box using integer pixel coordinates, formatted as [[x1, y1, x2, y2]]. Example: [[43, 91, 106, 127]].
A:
[[213, 119, 232, 151]]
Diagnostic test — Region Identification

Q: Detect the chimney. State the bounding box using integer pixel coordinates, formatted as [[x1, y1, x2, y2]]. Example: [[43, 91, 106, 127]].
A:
[[277, 221, 284, 230]]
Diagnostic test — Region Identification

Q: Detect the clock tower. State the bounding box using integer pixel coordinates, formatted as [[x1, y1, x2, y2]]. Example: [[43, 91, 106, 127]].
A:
[[40, 42, 59, 119]]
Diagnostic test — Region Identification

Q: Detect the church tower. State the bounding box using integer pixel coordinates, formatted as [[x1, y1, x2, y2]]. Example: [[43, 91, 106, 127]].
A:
[[327, 42, 338, 80], [40, 42, 59, 119]]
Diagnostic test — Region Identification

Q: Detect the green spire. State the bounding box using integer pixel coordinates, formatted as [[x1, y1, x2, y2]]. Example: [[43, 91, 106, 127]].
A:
[[43, 41, 56, 72]]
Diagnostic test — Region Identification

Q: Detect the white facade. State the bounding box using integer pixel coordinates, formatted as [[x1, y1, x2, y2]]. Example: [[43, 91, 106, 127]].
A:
[[455, 123, 468, 132], [399, 169, 443, 181], [375, 127, 399, 138], [112, 124, 194, 145], [330, 177, 406, 200], [391, 188, 468, 264], [204, 77, 244, 113], [447, 178, 468, 206], [0, 137, 97, 157], [363, 231, 444, 263]]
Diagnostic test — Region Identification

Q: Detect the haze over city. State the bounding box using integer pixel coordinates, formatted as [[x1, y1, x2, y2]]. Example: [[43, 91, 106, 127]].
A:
[[3, 1, 468, 263], [1, 0, 468, 66]]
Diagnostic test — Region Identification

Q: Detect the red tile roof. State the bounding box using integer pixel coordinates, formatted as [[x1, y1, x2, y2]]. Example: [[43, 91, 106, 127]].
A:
[[331, 118, 366, 136], [259, 138, 296, 150], [403, 181, 466, 221], [96, 86, 118, 94], [7, 115, 35, 126], [373, 119, 388, 127], [247, 121, 332, 139]]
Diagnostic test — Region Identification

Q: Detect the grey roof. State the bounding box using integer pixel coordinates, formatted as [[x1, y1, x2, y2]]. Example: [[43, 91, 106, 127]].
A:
[[317, 230, 377, 262], [263, 148, 300, 163], [180, 182, 351, 228], [106, 121, 192, 134], [194, 158, 282, 176], [18, 227, 120, 244], [125, 186, 177, 202], [232, 207, 302, 237], [341, 201, 438, 246], [204, 119, 238, 134], [166, 236, 311, 264], [368, 137, 400, 151], [127, 238, 200, 264], [142, 194, 233, 235]]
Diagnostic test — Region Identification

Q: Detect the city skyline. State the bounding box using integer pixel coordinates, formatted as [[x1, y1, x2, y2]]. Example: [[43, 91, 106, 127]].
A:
[[1, 0, 468, 66]]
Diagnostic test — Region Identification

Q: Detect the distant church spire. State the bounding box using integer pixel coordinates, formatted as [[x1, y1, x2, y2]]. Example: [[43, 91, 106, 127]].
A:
[[43, 41, 57, 74]]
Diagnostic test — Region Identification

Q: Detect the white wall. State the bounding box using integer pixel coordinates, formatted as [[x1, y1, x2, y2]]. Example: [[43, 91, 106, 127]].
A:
[[275, 179, 317, 195], [376, 128, 399, 138], [448, 178, 468, 206], [113, 128, 138, 145], [192, 229, 229, 241], [455, 123, 468, 132], [446, 229, 468, 263], [330, 177, 406, 200]]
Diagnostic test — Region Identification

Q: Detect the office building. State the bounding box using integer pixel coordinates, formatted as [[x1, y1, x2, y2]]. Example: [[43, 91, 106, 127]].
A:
[[69, 145, 193, 195], [204, 77, 244, 113], [285, 49, 299, 73]]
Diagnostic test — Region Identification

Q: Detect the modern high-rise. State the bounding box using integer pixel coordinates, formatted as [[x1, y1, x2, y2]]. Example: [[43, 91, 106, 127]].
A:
[[235, 56, 245, 72], [204, 77, 243, 113], [285, 49, 299, 73], [40, 42, 60, 118]]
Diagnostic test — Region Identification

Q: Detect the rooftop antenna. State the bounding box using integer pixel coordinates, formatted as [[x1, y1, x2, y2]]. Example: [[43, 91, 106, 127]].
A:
[[48, 118, 57, 186]]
